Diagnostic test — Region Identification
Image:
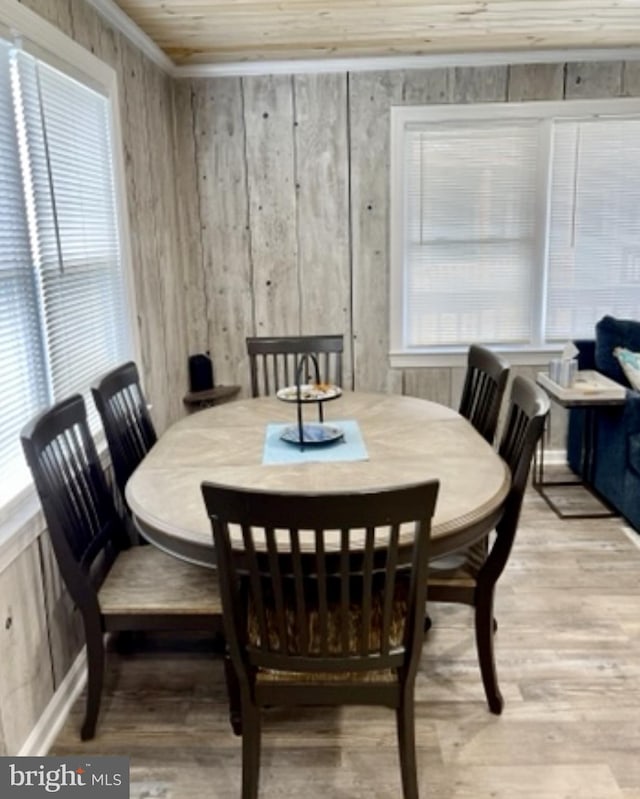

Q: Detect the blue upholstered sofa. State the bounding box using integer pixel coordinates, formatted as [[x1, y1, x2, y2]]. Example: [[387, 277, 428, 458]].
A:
[[567, 316, 640, 532]]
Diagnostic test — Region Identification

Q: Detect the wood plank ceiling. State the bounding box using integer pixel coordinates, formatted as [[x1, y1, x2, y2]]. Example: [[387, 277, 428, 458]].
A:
[[114, 0, 640, 66]]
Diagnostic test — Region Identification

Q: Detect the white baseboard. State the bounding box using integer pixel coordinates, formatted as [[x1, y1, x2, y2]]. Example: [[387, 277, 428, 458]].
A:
[[541, 448, 566, 466], [622, 526, 640, 550], [18, 647, 87, 756]]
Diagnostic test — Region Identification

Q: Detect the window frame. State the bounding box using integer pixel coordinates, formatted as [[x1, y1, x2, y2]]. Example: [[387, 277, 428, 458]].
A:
[[0, 0, 139, 558], [390, 97, 640, 367]]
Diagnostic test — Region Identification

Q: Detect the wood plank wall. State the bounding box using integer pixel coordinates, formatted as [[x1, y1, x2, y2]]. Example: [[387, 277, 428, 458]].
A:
[[174, 73, 352, 389], [0, 0, 185, 754], [173, 60, 640, 424]]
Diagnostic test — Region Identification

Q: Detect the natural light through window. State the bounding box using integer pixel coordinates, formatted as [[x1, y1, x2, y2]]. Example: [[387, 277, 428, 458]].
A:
[[0, 37, 131, 508], [390, 99, 640, 362]]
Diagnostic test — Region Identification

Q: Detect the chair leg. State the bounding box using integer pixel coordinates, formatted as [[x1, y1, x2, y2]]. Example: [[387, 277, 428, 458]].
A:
[[474, 587, 503, 714], [81, 623, 105, 740], [224, 655, 242, 736], [396, 689, 419, 799], [241, 703, 261, 799]]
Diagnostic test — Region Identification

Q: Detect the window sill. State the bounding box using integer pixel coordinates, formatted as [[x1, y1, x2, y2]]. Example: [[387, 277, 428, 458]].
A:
[[389, 348, 564, 369]]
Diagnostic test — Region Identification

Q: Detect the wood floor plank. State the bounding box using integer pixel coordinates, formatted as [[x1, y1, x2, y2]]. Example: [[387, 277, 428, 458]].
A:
[[50, 486, 640, 797]]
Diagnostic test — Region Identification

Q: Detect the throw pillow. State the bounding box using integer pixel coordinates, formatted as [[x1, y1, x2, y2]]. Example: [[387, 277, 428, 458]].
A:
[[614, 347, 640, 391], [595, 315, 640, 386]]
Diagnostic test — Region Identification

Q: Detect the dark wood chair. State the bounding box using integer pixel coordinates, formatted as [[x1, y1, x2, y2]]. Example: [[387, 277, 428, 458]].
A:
[[428, 376, 549, 714], [246, 334, 344, 397], [459, 344, 510, 444], [21, 395, 222, 741], [201, 479, 439, 799], [91, 361, 157, 502]]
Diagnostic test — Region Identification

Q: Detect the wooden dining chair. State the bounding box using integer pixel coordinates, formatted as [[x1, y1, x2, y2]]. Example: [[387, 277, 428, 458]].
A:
[[428, 376, 549, 713], [459, 344, 510, 444], [201, 479, 439, 799], [246, 334, 344, 397], [91, 361, 157, 503], [21, 395, 222, 741]]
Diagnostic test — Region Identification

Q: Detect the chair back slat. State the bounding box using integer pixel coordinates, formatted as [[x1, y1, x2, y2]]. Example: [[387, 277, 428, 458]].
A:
[[483, 376, 549, 579], [91, 362, 157, 500], [112, 385, 151, 458], [263, 355, 272, 395], [21, 395, 128, 604], [290, 529, 309, 655], [380, 524, 400, 657], [42, 430, 95, 563], [500, 376, 549, 499], [240, 523, 269, 648], [55, 426, 110, 569], [202, 481, 439, 679], [315, 529, 330, 656], [459, 344, 510, 444], [466, 372, 493, 433], [265, 527, 288, 651], [359, 527, 375, 656], [246, 335, 344, 397], [501, 406, 527, 473], [340, 529, 350, 653]]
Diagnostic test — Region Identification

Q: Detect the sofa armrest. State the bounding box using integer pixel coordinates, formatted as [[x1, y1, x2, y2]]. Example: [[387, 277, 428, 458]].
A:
[[593, 388, 640, 485], [573, 339, 596, 370], [625, 391, 640, 481]]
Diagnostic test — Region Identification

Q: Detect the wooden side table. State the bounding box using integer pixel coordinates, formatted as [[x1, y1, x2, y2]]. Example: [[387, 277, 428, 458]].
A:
[[183, 385, 241, 412], [534, 370, 625, 519]]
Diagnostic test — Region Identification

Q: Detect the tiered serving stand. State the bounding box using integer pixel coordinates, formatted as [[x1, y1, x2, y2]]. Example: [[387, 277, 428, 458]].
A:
[[276, 354, 343, 450]]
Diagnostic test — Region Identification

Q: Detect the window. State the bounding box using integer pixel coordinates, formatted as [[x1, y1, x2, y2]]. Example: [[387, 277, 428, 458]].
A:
[[390, 99, 640, 361], [0, 33, 132, 506]]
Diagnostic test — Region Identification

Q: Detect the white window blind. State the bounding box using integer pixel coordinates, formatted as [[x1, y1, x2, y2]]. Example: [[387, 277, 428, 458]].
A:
[[0, 40, 47, 497], [392, 101, 640, 357], [546, 117, 640, 341], [15, 52, 129, 405], [0, 40, 131, 505], [404, 122, 539, 348]]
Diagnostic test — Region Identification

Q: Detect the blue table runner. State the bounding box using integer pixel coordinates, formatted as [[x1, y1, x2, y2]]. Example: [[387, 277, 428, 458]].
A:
[[262, 419, 369, 465]]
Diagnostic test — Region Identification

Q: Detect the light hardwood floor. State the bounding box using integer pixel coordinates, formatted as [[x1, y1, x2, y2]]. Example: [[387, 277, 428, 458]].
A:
[[51, 487, 640, 798]]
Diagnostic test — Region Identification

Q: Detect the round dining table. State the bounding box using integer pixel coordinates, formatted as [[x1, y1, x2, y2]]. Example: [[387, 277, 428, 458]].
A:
[[125, 391, 511, 567]]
